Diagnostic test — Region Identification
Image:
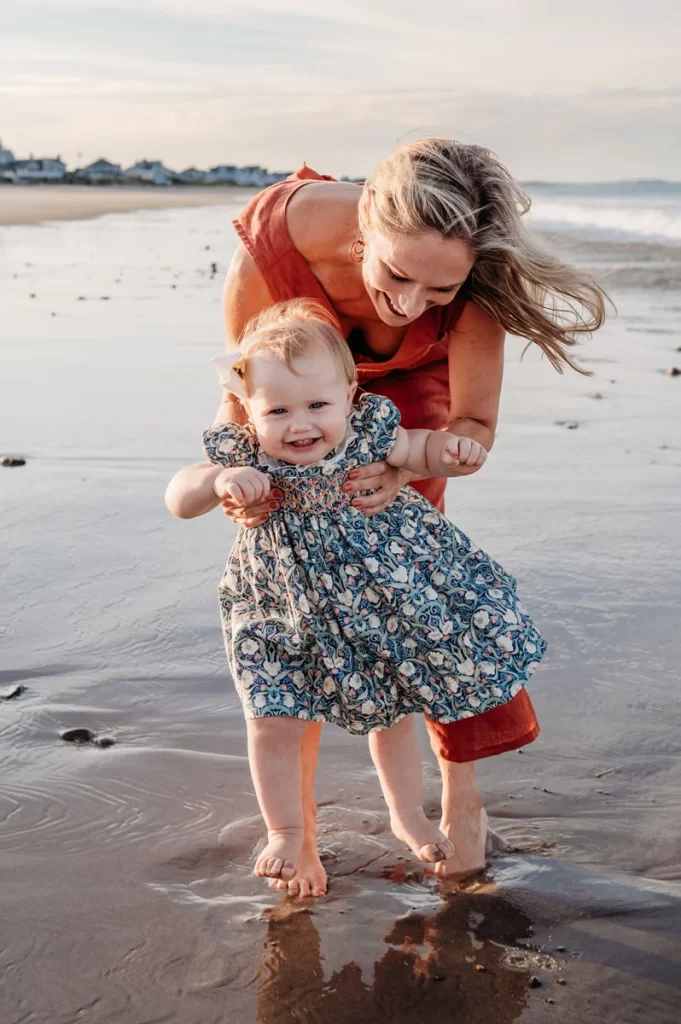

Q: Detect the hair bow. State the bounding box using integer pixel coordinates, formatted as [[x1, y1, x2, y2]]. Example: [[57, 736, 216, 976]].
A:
[[212, 351, 247, 399]]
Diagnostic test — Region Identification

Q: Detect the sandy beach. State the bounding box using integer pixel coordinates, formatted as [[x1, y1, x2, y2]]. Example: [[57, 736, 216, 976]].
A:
[[0, 183, 249, 226], [1, 195, 680, 1023]]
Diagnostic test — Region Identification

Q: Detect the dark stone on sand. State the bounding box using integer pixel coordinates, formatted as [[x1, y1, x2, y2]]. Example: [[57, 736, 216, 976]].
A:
[[30, 293, 36, 298], [555, 420, 580, 430], [100, 296, 110, 301], [557, 978, 567, 985], [431, 975, 446, 982], [0, 684, 26, 701], [528, 976, 542, 989], [60, 727, 96, 745], [210, 262, 218, 274], [1, 456, 26, 467], [555, 946, 566, 952], [588, 392, 604, 399], [77, 296, 86, 301], [171, 284, 177, 289], [474, 964, 486, 973], [546, 997, 556, 1004], [665, 367, 680, 376], [96, 736, 116, 749]]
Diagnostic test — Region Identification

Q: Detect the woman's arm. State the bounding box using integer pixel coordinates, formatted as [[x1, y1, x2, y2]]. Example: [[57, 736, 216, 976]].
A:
[[443, 300, 505, 471], [167, 246, 280, 526]]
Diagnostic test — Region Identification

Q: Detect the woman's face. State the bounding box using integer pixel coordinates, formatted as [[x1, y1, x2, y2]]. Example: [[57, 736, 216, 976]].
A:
[[361, 228, 475, 326]]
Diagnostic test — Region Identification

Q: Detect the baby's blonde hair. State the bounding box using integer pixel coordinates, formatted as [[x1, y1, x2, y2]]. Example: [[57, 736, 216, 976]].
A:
[[358, 138, 607, 374], [237, 299, 357, 393]]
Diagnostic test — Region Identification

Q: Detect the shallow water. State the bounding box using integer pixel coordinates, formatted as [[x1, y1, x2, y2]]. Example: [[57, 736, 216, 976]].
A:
[[1, 205, 680, 1022]]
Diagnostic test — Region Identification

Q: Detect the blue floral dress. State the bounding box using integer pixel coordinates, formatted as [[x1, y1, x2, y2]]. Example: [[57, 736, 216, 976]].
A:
[[203, 394, 546, 734]]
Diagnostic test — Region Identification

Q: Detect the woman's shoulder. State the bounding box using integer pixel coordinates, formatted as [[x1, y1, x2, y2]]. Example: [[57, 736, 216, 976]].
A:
[[286, 181, 362, 262]]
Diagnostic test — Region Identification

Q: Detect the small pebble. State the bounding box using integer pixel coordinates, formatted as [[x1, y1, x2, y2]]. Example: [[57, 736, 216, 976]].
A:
[[0, 684, 26, 701], [210, 262, 218, 274], [60, 727, 96, 745], [100, 296, 110, 301], [77, 296, 87, 301], [555, 946, 566, 952], [587, 392, 604, 399], [431, 975, 446, 982], [528, 976, 542, 989], [96, 736, 116, 749], [557, 978, 567, 985], [546, 997, 555, 1004], [474, 964, 486, 973], [665, 367, 680, 376], [1, 456, 26, 467], [30, 293, 36, 298], [554, 420, 580, 430]]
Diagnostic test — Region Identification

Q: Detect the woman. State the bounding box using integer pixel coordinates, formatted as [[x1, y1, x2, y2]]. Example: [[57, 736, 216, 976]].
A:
[[170, 138, 605, 898]]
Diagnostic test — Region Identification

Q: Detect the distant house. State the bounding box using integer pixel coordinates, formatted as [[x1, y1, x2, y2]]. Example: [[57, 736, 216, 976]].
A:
[[269, 171, 292, 185], [231, 165, 272, 187], [123, 160, 174, 186], [175, 167, 210, 184], [79, 158, 122, 182], [12, 158, 66, 181], [0, 140, 15, 166], [209, 164, 238, 183]]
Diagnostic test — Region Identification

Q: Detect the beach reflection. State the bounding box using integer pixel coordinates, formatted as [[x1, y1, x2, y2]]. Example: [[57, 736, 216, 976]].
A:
[[256, 888, 534, 1024]]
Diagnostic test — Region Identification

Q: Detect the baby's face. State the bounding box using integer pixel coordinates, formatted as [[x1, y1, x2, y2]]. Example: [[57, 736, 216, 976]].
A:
[[245, 348, 355, 465]]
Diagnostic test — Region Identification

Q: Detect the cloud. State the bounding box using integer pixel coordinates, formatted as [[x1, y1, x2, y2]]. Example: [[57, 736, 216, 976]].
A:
[[0, 1, 679, 177]]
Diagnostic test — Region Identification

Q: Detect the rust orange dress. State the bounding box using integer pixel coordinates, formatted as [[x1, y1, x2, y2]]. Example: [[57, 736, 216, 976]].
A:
[[233, 167, 540, 762]]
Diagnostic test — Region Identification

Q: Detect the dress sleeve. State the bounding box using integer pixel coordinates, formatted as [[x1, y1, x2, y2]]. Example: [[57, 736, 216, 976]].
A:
[[351, 393, 401, 462], [202, 421, 258, 467]]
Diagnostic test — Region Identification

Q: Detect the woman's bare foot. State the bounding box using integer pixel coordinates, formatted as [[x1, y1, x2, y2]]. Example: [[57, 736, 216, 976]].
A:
[[254, 826, 304, 880], [432, 805, 489, 879], [390, 808, 455, 863], [268, 841, 328, 897]]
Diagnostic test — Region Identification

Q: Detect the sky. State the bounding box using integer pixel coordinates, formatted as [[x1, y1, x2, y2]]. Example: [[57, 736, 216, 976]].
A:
[[1, 0, 680, 181]]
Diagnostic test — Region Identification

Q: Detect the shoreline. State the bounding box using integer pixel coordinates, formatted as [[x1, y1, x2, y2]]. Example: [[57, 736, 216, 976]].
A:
[[0, 183, 254, 227]]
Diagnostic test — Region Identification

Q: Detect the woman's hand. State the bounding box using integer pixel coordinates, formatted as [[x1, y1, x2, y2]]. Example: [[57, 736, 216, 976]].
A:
[[342, 461, 411, 516]]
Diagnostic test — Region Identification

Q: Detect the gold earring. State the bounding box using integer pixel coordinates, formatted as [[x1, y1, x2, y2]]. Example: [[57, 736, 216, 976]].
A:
[[350, 239, 365, 263]]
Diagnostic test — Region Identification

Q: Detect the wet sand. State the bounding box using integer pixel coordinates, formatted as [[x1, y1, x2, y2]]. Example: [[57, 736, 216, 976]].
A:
[[1, 204, 680, 1022], [0, 183, 250, 227]]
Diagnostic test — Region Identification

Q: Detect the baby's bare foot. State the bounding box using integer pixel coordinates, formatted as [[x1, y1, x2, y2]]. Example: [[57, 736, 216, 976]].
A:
[[254, 826, 304, 880], [390, 808, 454, 863], [268, 843, 327, 898]]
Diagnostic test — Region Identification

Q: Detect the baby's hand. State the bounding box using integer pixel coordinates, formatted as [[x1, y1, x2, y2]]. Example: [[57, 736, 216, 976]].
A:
[[213, 467, 271, 505], [440, 435, 488, 469]]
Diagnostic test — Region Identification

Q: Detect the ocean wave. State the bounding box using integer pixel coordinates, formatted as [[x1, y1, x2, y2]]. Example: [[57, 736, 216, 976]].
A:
[[527, 198, 681, 244]]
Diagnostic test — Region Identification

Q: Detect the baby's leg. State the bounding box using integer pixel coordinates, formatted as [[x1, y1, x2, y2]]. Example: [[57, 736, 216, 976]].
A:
[[247, 717, 309, 880], [369, 715, 454, 863]]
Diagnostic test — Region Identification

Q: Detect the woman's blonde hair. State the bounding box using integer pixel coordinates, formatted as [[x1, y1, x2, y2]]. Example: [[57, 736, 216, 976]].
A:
[[238, 298, 357, 393], [358, 138, 607, 373]]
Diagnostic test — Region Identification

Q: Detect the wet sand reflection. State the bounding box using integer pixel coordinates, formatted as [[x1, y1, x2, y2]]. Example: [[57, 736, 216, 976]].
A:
[[256, 889, 534, 1024]]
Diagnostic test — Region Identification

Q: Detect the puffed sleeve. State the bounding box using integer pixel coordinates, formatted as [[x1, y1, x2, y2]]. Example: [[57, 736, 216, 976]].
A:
[[202, 421, 258, 467], [348, 392, 401, 462]]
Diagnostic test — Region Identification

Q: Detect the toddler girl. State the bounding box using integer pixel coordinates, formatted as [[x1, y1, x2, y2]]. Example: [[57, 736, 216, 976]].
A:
[[166, 299, 546, 884]]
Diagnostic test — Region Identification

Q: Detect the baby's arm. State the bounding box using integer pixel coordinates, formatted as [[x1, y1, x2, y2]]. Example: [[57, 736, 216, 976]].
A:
[[387, 426, 487, 478], [165, 465, 270, 520]]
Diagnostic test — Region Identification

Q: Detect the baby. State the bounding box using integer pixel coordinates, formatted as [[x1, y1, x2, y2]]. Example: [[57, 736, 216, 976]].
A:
[[166, 299, 545, 884]]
